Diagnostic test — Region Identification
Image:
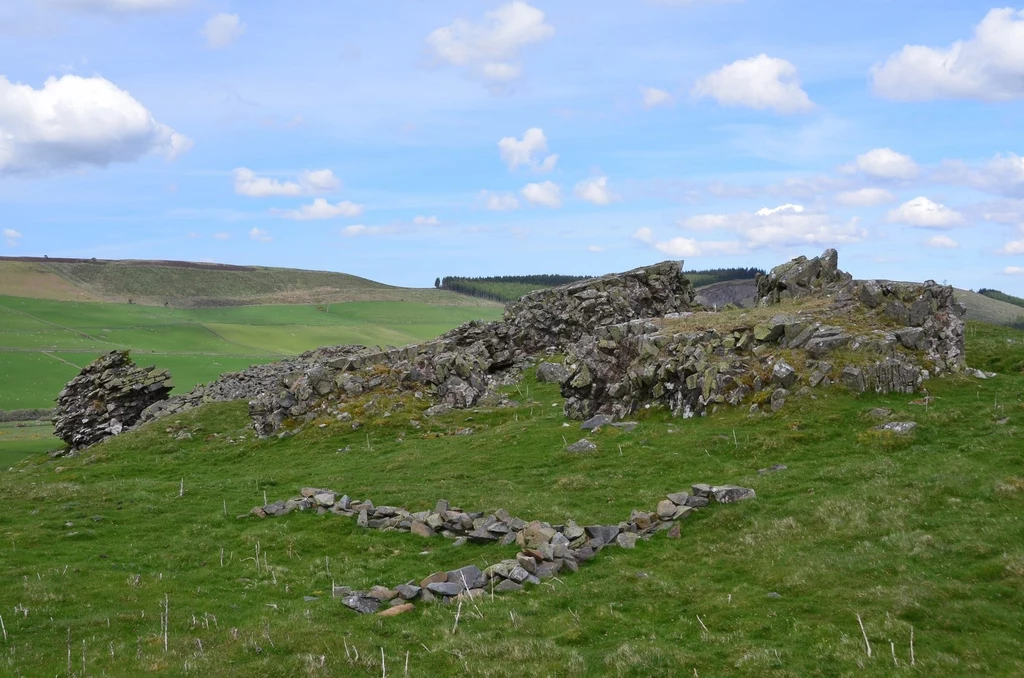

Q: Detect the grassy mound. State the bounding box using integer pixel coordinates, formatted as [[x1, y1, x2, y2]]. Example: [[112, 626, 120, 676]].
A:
[[1, 323, 1022, 675]]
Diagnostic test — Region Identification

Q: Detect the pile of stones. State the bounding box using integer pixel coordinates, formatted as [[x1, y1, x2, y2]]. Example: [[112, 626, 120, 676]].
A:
[[52, 350, 173, 453], [251, 483, 755, 614]]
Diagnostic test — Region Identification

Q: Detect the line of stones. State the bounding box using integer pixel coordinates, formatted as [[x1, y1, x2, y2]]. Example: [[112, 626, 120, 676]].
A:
[[250, 483, 756, 616]]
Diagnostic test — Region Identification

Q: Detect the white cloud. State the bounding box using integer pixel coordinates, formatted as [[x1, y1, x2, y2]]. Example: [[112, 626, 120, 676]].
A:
[[212, 232, 230, 240], [3, 228, 22, 247], [574, 176, 617, 205], [249, 227, 272, 242], [413, 215, 440, 226], [1005, 266, 1024, 275], [847, 148, 919, 180], [934, 153, 1024, 198], [926, 234, 960, 249], [299, 169, 341, 193], [521, 181, 562, 208], [0, 74, 191, 175], [233, 168, 341, 197], [886, 197, 965, 229], [587, 245, 604, 253], [202, 13, 245, 49], [999, 239, 1024, 255], [498, 128, 557, 172], [635, 204, 863, 258], [872, 8, 1024, 101], [426, 1, 555, 88], [479, 190, 520, 211], [278, 198, 364, 221], [50, 0, 193, 13], [692, 54, 815, 114], [342, 224, 397, 237], [835, 188, 898, 207], [640, 86, 674, 109]]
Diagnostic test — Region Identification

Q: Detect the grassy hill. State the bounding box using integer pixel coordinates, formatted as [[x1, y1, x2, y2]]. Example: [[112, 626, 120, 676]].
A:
[[0, 321, 1021, 676], [954, 289, 1024, 327], [0, 295, 503, 411], [0, 257, 496, 308]]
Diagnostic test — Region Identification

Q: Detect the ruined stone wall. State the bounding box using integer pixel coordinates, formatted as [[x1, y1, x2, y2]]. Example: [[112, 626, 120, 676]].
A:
[[53, 350, 174, 452]]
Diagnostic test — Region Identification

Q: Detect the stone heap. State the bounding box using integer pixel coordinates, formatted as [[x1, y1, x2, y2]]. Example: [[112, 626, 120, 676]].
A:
[[239, 261, 694, 436], [559, 249, 966, 420], [52, 350, 174, 452], [251, 482, 755, 614]]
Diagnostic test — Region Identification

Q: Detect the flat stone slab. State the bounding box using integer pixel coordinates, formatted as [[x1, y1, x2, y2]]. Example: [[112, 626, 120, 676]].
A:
[[711, 485, 757, 503], [342, 595, 380, 615], [875, 421, 917, 435], [566, 438, 597, 453], [581, 414, 614, 431]]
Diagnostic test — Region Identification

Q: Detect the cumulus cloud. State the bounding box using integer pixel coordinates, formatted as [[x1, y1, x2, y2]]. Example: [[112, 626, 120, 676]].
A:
[[933, 153, 1024, 198], [426, 1, 554, 88], [233, 168, 341, 197], [1005, 266, 1024, 275], [886, 197, 965, 229], [846, 148, 919, 180], [574, 176, 617, 205], [249, 227, 272, 242], [50, 0, 193, 13], [926, 234, 960, 249], [692, 54, 815, 114], [498, 128, 557, 172], [587, 245, 604, 253], [3, 228, 22, 247], [999, 239, 1024, 255], [521, 181, 562, 208], [636, 204, 864, 257], [479, 190, 520, 211], [277, 198, 364, 221], [342, 224, 398, 237], [0, 74, 191, 175], [872, 8, 1024, 101], [640, 86, 674, 109], [202, 13, 245, 49], [834, 187, 898, 207]]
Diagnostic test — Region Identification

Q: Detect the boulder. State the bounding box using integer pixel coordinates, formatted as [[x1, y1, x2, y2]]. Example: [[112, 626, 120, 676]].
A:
[[566, 438, 597, 453], [536, 362, 570, 384], [711, 485, 757, 503]]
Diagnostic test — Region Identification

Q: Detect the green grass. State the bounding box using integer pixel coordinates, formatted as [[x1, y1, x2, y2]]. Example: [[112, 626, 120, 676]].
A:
[[1, 324, 1022, 676], [955, 289, 1024, 327], [0, 421, 54, 466], [0, 295, 503, 409]]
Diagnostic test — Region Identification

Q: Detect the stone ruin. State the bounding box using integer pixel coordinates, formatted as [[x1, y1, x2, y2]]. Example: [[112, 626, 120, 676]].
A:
[[251, 481, 755, 615], [52, 350, 173, 452], [52, 250, 971, 449]]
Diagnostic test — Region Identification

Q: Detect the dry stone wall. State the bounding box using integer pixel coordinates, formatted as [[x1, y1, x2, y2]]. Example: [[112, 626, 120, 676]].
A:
[[251, 481, 755, 614], [52, 350, 173, 452]]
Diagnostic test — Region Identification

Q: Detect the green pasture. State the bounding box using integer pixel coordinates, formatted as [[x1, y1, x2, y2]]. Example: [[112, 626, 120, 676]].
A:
[[0, 322, 1022, 675], [0, 295, 502, 410]]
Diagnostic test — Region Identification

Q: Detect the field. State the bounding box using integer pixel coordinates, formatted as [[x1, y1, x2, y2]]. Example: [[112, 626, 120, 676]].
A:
[[0, 295, 503, 413], [0, 322, 1021, 676], [954, 289, 1024, 327], [0, 258, 498, 308]]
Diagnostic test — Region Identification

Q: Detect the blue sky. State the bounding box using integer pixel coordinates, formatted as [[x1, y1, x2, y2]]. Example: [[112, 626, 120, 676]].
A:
[[2, 0, 1024, 293]]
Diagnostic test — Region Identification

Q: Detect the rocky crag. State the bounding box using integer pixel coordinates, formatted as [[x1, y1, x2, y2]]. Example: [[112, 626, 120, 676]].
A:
[[54, 250, 971, 449], [52, 350, 173, 452], [559, 249, 967, 420], [252, 481, 755, 615]]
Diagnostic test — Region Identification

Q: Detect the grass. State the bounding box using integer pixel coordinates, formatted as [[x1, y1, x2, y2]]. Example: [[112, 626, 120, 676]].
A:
[[0, 259, 498, 308], [0, 295, 503, 409], [0, 323, 1022, 676], [955, 289, 1024, 327]]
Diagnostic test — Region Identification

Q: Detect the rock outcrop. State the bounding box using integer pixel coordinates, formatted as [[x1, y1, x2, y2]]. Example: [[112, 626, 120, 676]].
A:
[[52, 350, 173, 452]]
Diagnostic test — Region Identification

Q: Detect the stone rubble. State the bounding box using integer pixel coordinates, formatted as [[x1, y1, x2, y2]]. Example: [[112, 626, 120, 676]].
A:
[[251, 482, 756, 614]]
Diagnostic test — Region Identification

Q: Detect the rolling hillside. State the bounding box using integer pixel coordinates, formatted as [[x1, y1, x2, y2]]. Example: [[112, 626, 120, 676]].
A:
[[0, 257, 498, 308]]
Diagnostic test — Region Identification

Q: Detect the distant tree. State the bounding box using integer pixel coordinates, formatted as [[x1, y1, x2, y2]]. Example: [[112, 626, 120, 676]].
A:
[[434, 277, 441, 288]]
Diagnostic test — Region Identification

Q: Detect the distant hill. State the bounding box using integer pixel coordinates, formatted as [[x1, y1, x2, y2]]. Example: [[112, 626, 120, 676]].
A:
[[0, 257, 498, 308], [978, 288, 1024, 310], [439, 267, 764, 303], [955, 288, 1024, 328]]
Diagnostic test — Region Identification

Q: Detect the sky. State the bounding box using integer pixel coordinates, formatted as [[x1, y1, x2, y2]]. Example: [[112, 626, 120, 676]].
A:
[[2, 1, 1024, 293]]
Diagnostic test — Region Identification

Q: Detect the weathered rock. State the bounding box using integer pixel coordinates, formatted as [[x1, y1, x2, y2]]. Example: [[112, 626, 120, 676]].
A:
[[772, 361, 797, 389], [770, 388, 788, 412], [53, 350, 174, 451], [378, 603, 414, 617], [426, 582, 463, 597], [656, 500, 677, 520], [667, 523, 681, 539], [394, 584, 421, 600], [495, 579, 523, 593], [581, 414, 614, 431], [875, 421, 917, 435], [342, 595, 380, 614], [536, 362, 570, 384], [410, 521, 434, 538], [666, 492, 689, 506], [616, 532, 638, 549], [420, 572, 447, 589], [711, 485, 757, 503], [566, 438, 597, 453], [585, 525, 620, 546]]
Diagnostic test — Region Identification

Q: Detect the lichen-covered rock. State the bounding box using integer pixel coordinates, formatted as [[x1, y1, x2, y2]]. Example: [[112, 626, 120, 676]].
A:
[[53, 350, 174, 452], [756, 248, 850, 305]]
